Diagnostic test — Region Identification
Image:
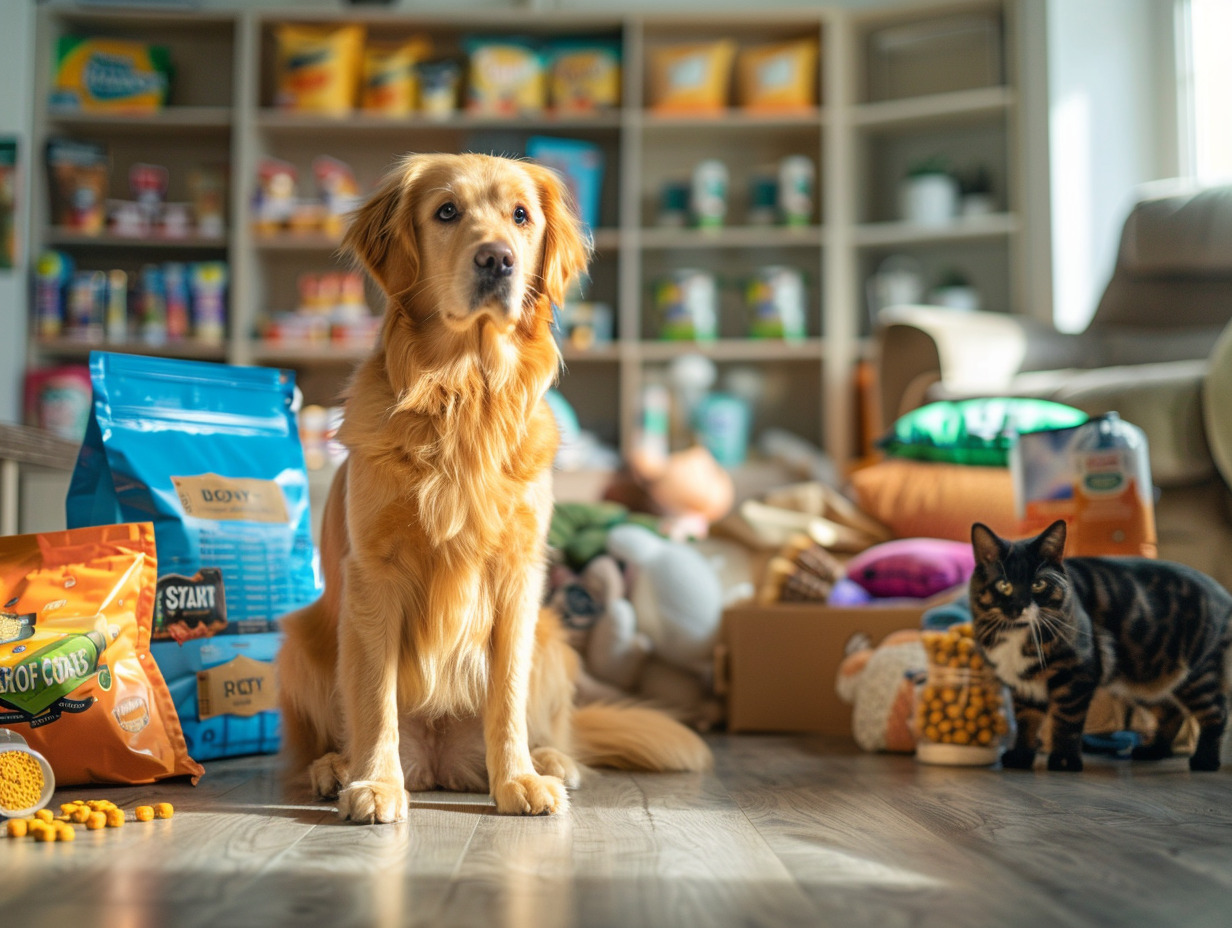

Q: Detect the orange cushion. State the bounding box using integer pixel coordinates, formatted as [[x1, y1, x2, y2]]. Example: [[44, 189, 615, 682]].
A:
[[847, 458, 1020, 543]]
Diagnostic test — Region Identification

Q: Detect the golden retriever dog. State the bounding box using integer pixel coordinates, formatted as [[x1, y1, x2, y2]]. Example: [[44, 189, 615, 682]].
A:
[[278, 153, 711, 824]]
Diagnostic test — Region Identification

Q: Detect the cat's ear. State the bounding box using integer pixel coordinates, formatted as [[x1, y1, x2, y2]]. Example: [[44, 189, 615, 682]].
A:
[[971, 522, 1006, 567], [1035, 519, 1068, 563]]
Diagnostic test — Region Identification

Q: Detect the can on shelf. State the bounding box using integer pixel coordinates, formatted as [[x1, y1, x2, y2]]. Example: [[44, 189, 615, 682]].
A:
[[655, 269, 718, 341]]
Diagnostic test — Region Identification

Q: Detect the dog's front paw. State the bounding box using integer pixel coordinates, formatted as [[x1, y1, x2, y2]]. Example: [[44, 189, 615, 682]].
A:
[[338, 779, 409, 824], [492, 772, 569, 816], [531, 747, 582, 788], [309, 752, 349, 799]]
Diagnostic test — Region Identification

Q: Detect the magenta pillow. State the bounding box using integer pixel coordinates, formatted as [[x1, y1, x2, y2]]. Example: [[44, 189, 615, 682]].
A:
[[844, 538, 976, 600]]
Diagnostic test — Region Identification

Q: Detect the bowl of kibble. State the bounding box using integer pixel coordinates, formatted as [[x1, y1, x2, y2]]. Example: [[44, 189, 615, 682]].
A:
[[0, 732, 56, 819]]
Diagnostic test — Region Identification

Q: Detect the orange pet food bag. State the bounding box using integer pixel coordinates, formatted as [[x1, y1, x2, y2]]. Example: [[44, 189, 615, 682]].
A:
[[0, 523, 202, 786]]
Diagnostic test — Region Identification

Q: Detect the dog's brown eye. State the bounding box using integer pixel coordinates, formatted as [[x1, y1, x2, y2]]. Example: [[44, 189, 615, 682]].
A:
[[435, 202, 458, 221], [513, 206, 528, 225]]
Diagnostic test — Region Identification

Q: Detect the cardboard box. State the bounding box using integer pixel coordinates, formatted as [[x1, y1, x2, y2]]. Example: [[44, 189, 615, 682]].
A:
[[719, 601, 934, 735]]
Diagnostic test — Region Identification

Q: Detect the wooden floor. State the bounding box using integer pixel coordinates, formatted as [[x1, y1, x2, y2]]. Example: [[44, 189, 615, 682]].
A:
[[4, 735, 1232, 928]]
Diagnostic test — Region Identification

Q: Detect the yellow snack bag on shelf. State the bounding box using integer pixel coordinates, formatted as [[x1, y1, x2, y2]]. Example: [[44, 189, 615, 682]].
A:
[[50, 37, 172, 113], [0, 523, 202, 786], [361, 35, 433, 115], [647, 40, 736, 113], [274, 24, 365, 115], [549, 43, 621, 111], [736, 39, 819, 111], [465, 39, 546, 115]]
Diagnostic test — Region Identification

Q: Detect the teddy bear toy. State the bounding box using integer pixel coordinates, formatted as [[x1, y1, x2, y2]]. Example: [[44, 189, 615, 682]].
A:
[[835, 629, 927, 753]]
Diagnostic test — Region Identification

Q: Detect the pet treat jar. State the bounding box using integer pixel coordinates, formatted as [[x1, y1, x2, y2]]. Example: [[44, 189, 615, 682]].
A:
[[914, 623, 1011, 766], [0, 730, 55, 819]]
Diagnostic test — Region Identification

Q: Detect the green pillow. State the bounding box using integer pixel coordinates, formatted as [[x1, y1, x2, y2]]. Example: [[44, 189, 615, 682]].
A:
[[880, 398, 1089, 467]]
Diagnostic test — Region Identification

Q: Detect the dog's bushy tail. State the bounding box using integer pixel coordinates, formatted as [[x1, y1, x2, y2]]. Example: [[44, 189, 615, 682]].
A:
[[571, 703, 713, 772]]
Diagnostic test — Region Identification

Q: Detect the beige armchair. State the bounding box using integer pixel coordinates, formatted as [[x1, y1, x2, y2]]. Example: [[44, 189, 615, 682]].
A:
[[873, 182, 1232, 585]]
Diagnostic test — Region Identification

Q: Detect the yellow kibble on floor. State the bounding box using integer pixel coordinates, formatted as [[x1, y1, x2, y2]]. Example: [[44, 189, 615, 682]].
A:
[[134, 805, 154, 822], [105, 808, 125, 827], [153, 803, 174, 819], [7, 819, 29, 838], [86, 811, 107, 830], [33, 823, 56, 842], [60, 802, 81, 814], [70, 806, 91, 823], [56, 823, 75, 842], [34, 808, 54, 823]]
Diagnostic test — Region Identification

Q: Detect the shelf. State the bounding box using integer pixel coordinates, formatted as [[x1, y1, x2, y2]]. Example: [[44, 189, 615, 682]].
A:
[[853, 86, 1014, 131], [639, 226, 825, 250], [638, 338, 824, 362], [252, 342, 371, 365], [47, 107, 233, 134], [255, 109, 623, 133], [254, 233, 343, 253], [47, 229, 229, 250], [639, 109, 825, 131], [37, 339, 228, 361], [27, 1, 1026, 475], [853, 212, 1019, 247], [560, 345, 622, 363], [252, 228, 618, 253]]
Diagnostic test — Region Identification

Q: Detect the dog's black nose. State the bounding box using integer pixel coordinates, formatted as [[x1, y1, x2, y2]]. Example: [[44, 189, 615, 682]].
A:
[[474, 242, 515, 278]]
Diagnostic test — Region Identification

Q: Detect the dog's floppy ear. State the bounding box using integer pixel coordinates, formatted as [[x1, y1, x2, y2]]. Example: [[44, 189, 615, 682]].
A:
[[342, 154, 422, 297], [525, 162, 592, 309]]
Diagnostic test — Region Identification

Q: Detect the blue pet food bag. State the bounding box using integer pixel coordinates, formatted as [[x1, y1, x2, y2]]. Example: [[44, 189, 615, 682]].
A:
[[150, 632, 284, 761], [66, 352, 321, 639]]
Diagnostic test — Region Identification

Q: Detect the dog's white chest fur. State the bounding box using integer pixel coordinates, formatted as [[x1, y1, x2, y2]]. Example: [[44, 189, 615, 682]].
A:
[[984, 612, 1049, 704]]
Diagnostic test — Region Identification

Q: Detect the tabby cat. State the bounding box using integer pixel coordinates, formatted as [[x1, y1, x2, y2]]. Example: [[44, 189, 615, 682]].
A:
[[969, 520, 1232, 772]]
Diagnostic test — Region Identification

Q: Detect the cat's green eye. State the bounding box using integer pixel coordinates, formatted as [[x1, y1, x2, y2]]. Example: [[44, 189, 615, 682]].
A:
[[995, 579, 1013, 595], [1031, 578, 1047, 594]]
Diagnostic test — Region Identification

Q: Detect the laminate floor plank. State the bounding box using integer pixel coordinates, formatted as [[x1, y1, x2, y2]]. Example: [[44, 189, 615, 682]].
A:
[[430, 767, 822, 928], [6, 735, 1232, 928], [715, 736, 1090, 928]]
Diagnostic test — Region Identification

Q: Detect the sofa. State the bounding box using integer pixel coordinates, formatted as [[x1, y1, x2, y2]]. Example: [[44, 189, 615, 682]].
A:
[[873, 181, 1232, 586]]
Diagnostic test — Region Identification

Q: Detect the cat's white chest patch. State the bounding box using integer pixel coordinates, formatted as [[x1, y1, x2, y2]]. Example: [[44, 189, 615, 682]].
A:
[[983, 615, 1049, 704]]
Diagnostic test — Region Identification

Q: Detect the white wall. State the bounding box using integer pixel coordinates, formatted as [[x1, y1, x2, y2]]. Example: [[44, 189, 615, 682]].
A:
[[0, 1, 33, 424], [1047, 0, 1180, 333]]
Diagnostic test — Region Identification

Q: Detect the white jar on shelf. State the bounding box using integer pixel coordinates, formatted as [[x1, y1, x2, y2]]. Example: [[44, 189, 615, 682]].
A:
[[899, 171, 959, 226]]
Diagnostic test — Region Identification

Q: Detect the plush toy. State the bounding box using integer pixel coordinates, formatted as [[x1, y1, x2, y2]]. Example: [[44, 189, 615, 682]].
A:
[[835, 630, 927, 753], [549, 501, 659, 570], [607, 445, 735, 540], [547, 555, 641, 704], [607, 523, 724, 677], [570, 523, 727, 730]]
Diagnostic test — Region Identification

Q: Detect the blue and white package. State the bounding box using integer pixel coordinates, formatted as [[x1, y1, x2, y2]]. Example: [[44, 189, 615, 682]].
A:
[[66, 351, 321, 639], [150, 632, 283, 761]]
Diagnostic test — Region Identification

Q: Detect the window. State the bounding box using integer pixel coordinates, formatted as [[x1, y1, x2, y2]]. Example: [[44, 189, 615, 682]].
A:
[[1180, 0, 1232, 181]]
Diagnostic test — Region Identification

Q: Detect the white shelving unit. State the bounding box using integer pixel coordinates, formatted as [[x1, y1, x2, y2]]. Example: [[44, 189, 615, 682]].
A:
[[27, 0, 1031, 470]]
